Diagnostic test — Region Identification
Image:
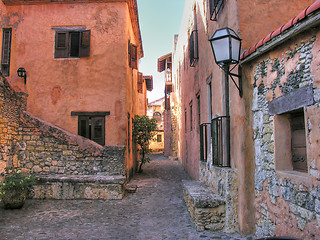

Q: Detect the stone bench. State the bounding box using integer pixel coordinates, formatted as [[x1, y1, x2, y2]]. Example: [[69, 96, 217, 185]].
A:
[[32, 174, 126, 200], [182, 180, 226, 232]]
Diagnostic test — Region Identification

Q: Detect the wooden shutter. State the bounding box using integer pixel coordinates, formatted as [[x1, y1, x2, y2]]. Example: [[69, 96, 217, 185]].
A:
[[78, 116, 90, 139], [128, 40, 132, 68], [79, 30, 90, 57], [291, 112, 307, 172], [54, 32, 68, 58], [131, 44, 137, 69], [91, 116, 105, 146], [1, 28, 12, 76]]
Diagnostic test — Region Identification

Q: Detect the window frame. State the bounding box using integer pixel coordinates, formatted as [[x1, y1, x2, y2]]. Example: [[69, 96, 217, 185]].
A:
[[189, 30, 199, 67], [54, 28, 90, 59], [78, 115, 105, 146], [190, 101, 193, 131], [1, 28, 12, 76], [274, 108, 308, 173], [209, 0, 225, 21], [128, 40, 138, 69], [72, 111, 108, 146]]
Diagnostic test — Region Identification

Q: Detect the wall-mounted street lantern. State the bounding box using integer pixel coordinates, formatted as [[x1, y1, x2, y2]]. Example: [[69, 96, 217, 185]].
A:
[[209, 27, 242, 97], [208, 27, 242, 168], [17, 67, 27, 84]]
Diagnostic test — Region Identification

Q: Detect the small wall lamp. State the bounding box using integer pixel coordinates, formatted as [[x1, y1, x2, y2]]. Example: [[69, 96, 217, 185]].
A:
[[17, 67, 27, 84], [209, 27, 242, 97]]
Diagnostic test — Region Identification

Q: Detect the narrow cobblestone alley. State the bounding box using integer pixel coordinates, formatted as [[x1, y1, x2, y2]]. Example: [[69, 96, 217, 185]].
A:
[[0, 154, 242, 240]]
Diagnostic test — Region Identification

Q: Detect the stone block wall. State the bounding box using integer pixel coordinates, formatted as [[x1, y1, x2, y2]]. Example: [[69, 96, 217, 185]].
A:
[[0, 74, 126, 178], [199, 157, 239, 233], [0, 73, 27, 172], [251, 33, 320, 239]]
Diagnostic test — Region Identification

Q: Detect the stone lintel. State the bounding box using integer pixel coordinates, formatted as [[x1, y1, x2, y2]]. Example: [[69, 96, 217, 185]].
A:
[[268, 85, 314, 115]]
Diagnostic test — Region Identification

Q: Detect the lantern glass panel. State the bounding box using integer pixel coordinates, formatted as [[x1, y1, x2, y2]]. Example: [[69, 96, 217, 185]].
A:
[[231, 37, 240, 62], [211, 38, 230, 63]]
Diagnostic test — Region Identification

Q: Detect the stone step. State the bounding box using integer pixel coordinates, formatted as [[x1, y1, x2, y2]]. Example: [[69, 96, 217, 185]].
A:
[[182, 180, 226, 232], [32, 174, 126, 200]]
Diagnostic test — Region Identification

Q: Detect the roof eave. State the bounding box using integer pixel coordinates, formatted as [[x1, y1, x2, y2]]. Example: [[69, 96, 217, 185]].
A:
[[241, 11, 320, 65]]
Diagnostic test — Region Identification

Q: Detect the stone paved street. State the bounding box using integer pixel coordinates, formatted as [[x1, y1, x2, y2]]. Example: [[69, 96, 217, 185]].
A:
[[0, 154, 243, 240]]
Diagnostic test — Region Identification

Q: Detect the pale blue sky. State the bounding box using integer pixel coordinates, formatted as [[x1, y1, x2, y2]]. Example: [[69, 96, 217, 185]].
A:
[[137, 0, 185, 102]]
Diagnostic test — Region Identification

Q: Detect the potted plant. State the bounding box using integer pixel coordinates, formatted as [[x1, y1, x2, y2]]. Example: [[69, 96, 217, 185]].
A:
[[0, 167, 37, 209]]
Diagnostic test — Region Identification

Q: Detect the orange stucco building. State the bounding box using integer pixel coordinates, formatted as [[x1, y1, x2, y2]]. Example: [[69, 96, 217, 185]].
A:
[[171, 0, 317, 237], [0, 0, 144, 178]]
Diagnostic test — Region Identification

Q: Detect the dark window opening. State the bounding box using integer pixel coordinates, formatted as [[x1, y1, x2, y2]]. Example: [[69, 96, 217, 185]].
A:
[[189, 30, 199, 67], [1, 28, 12, 76], [190, 102, 193, 131], [185, 109, 187, 133], [290, 110, 307, 172], [128, 113, 131, 153], [128, 41, 138, 69], [70, 32, 80, 57], [197, 94, 201, 127], [212, 115, 230, 167], [78, 116, 105, 146], [55, 30, 90, 58], [157, 134, 162, 142], [200, 123, 210, 161], [209, 0, 224, 21]]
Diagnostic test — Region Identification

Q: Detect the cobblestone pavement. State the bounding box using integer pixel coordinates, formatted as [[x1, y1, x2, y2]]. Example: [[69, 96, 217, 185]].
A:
[[0, 153, 244, 240]]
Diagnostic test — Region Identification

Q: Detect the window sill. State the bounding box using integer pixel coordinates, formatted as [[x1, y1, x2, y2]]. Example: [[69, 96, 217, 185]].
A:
[[276, 170, 312, 187], [54, 57, 80, 60]]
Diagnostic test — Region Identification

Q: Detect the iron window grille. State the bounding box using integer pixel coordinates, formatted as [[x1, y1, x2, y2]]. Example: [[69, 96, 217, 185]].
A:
[[189, 30, 199, 67], [211, 115, 230, 167], [1, 28, 12, 76], [209, 0, 224, 21], [200, 123, 210, 162]]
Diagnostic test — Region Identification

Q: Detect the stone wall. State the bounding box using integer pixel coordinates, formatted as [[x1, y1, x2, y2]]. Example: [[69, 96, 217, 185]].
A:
[[0, 74, 126, 178], [199, 155, 239, 233], [251, 33, 320, 239], [0, 73, 27, 172]]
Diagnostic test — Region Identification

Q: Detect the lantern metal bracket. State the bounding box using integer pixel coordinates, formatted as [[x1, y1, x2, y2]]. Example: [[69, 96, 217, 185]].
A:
[[218, 63, 242, 98]]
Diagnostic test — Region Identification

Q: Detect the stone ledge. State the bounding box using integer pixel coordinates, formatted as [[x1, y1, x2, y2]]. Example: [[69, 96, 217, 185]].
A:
[[37, 174, 126, 184], [182, 180, 226, 232], [182, 180, 225, 208], [32, 174, 126, 200]]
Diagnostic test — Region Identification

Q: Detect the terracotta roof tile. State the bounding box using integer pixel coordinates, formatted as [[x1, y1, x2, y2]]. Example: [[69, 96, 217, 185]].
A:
[[306, 0, 320, 15], [270, 26, 282, 39], [263, 31, 274, 44], [241, 0, 320, 60]]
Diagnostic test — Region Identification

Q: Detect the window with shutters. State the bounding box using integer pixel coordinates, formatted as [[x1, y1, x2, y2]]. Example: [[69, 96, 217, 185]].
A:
[[128, 40, 138, 69], [54, 29, 90, 58], [1, 28, 12, 76], [78, 115, 105, 146]]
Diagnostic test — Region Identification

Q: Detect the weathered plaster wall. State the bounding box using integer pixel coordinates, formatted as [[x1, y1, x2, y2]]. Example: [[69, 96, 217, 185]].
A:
[[0, 74, 126, 178], [238, 0, 315, 50], [246, 29, 320, 239], [0, 1, 130, 147]]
